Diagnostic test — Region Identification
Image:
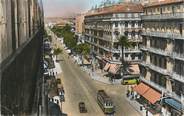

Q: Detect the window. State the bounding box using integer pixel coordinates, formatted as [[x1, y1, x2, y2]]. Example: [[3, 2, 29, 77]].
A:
[[128, 13, 132, 17], [125, 22, 128, 27], [115, 22, 118, 27], [131, 22, 135, 28], [134, 13, 138, 17]]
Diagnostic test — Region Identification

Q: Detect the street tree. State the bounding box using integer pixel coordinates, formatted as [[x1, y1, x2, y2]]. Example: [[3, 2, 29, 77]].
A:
[[75, 43, 90, 56], [118, 35, 132, 74], [53, 48, 63, 61]]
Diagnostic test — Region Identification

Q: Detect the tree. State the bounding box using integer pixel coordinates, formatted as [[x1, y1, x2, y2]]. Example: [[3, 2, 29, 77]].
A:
[[118, 35, 132, 74], [53, 48, 63, 61], [75, 43, 90, 56]]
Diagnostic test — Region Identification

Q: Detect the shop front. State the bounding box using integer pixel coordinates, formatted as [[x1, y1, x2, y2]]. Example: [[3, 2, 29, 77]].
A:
[[162, 97, 183, 116], [133, 82, 162, 116]]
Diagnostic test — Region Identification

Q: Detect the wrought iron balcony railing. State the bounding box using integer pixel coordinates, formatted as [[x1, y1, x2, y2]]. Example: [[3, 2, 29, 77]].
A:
[[142, 12, 184, 20], [142, 31, 183, 40]]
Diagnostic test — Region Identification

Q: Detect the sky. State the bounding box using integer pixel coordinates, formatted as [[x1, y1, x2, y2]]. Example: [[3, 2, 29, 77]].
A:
[[43, 0, 119, 17]]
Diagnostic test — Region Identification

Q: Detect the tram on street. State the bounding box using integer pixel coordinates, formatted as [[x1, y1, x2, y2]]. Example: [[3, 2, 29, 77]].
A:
[[97, 90, 115, 114]]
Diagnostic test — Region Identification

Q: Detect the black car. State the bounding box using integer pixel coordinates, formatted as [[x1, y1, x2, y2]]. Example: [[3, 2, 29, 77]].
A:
[[79, 102, 87, 113], [57, 78, 61, 84]]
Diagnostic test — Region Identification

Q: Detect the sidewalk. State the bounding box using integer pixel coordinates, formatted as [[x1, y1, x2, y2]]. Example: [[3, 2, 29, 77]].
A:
[[125, 95, 145, 116], [80, 65, 122, 85]]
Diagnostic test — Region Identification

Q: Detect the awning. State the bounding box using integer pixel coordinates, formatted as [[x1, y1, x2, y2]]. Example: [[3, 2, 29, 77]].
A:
[[83, 59, 91, 65], [133, 83, 150, 95], [127, 64, 140, 75], [164, 98, 183, 111], [109, 64, 120, 74], [133, 83, 161, 104], [142, 88, 161, 104], [103, 63, 111, 71]]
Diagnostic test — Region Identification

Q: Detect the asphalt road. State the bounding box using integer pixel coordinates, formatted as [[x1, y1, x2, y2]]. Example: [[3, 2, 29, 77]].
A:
[[58, 48, 141, 116]]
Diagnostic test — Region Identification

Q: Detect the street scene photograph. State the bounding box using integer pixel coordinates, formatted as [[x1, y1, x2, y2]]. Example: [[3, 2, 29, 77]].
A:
[[0, 0, 184, 116]]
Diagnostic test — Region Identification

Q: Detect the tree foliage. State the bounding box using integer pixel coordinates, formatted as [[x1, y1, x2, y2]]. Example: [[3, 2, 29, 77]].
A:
[[75, 43, 90, 56], [51, 24, 77, 49], [53, 48, 63, 56], [118, 35, 132, 64]]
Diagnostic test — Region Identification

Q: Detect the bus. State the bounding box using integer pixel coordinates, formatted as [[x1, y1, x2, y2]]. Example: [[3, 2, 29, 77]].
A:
[[121, 75, 140, 85], [97, 90, 115, 114]]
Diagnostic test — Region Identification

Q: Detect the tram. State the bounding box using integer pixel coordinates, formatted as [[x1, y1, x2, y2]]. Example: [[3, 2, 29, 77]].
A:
[[97, 90, 115, 114]]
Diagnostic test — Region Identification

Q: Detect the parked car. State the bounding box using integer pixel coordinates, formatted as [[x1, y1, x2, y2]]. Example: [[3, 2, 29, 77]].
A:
[[59, 94, 65, 102], [57, 78, 61, 84], [79, 102, 87, 113]]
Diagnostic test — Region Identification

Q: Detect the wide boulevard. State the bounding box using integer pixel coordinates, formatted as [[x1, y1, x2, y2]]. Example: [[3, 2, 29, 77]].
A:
[[57, 45, 141, 116]]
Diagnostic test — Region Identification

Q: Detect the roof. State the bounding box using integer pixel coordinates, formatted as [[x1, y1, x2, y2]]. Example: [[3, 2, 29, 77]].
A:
[[98, 90, 109, 98], [86, 3, 143, 17], [145, 0, 183, 8]]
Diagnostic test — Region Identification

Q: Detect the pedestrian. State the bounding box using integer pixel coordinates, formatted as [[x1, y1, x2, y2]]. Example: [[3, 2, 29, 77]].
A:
[[126, 90, 130, 97]]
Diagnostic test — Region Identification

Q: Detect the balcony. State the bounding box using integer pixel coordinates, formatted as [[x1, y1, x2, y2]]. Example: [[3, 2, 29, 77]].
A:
[[147, 47, 171, 56], [142, 12, 184, 20], [128, 37, 142, 42], [139, 61, 148, 67], [85, 25, 104, 30], [124, 27, 142, 32], [148, 63, 171, 76], [172, 52, 184, 61], [139, 61, 171, 76], [85, 39, 97, 46], [140, 46, 148, 51], [172, 72, 184, 83], [98, 45, 120, 54], [124, 49, 141, 53], [111, 17, 141, 21], [142, 31, 184, 40], [140, 75, 166, 93]]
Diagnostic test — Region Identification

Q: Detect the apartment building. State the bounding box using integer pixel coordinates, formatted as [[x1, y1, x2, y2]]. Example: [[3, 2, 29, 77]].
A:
[[0, 0, 44, 115], [137, 0, 184, 115], [75, 14, 85, 34], [84, 3, 143, 65]]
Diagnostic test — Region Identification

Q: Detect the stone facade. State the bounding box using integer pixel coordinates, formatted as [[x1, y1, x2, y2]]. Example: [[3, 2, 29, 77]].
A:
[[84, 3, 143, 64], [0, 0, 44, 115], [140, 0, 184, 104]]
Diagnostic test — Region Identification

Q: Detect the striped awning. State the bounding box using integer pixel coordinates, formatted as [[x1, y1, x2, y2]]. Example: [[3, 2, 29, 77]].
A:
[[103, 63, 111, 71], [109, 64, 120, 74], [134, 83, 161, 104], [127, 64, 140, 75]]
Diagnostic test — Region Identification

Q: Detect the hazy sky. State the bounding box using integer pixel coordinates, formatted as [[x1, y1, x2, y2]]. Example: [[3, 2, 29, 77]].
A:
[[43, 0, 118, 17]]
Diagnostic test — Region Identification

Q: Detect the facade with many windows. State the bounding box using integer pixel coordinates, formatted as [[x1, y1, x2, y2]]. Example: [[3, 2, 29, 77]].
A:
[[0, 0, 44, 115], [84, 3, 143, 64], [140, 0, 184, 115]]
